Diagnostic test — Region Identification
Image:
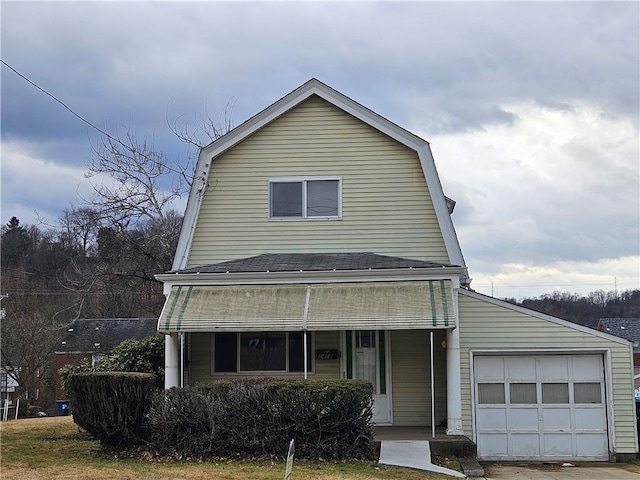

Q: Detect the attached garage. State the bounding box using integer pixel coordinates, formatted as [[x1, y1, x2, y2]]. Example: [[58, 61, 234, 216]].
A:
[[474, 354, 608, 460], [458, 289, 638, 461]]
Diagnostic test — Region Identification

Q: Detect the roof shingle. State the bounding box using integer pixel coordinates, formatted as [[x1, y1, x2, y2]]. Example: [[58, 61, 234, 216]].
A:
[[173, 252, 456, 275], [56, 318, 157, 353], [599, 318, 640, 351]]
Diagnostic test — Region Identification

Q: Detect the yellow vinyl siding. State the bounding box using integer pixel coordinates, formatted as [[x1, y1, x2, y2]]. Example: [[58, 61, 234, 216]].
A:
[[391, 330, 447, 426], [457, 292, 637, 454], [187, 96, 449, 267], [190, 332, 212, 385], [189, 331, 339, 385], [313, 331, 341, 380]]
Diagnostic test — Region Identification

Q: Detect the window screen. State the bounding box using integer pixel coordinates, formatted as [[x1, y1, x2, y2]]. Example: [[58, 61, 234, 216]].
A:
[[478, 383, 505, 404], [574, 382, 602, 404], [271, 182, 303, 217], [270, 178, 340, 218], [214, 333, 237, 373], [240, 332, 287, 371], [542, 383, 569, 404], [288, 332, 313, 372], [307, 180, 339, 217], [510, 383, 537, 404]]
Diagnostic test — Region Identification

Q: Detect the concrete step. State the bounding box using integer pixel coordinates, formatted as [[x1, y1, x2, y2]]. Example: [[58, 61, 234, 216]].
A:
[[458, 456, 485, 477]]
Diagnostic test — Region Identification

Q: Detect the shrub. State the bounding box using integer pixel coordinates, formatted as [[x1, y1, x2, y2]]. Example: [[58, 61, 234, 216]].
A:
[[59, 334, 165, 396], [65, 371, 155, 447], [99, 333, 165, 388], [147, 378, 374, 460]]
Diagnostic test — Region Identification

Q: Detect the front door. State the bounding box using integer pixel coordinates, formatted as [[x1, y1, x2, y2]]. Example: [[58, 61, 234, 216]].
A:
[[344, 330, 392, 425]]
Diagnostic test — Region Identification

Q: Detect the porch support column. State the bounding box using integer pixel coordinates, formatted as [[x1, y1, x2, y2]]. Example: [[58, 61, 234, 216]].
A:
[[446, 279, 463, 435], [165, 333, 180, 389]]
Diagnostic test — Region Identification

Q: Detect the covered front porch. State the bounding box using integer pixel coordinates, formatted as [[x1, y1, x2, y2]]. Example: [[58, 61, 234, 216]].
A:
[[158, 274, 465, 436]]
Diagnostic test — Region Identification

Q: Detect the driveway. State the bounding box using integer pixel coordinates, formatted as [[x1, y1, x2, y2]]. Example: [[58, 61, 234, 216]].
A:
[[482, 462, 640, 479]]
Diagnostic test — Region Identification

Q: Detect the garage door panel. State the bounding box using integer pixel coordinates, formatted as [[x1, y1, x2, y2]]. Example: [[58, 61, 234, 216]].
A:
[[539, 357, 569, 380], [576, 434, 609, 456], [542, 408, 571, 430], [475, 357, 505, 379], [575, 408, 606, 429], [572, 356, 603, 378], [477, 409, 507, 430], [508, 408, 538, 430], [478, 433, 508, 456], [507, 357, 536, 379], [510, 433, 540, 456], [475, 354, 609, 461], [542, 433, 573, 456]]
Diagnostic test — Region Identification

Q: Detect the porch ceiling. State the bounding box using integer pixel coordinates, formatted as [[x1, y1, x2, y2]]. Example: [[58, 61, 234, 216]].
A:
[[158, 280, 454, 333]]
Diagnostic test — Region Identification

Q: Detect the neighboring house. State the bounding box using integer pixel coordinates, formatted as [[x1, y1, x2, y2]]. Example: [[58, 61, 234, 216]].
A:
[[0, 367, 20, 403], [156, 79, 638, 461], [597, 318, 640, 389], [54, 318, 157, 402]]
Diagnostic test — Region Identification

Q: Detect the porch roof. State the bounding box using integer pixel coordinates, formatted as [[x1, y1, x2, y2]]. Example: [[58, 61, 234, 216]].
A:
[[170, 252, 457, 274], [157, 280, 455, 333]]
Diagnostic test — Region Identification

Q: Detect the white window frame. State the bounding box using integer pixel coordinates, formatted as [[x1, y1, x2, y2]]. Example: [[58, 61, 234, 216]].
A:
[[268, 176, 342, 220], [211, 332, 315, 375]]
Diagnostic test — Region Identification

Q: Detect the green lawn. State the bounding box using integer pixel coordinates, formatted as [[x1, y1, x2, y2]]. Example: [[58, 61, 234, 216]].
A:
[[0, 416, 452, 480]]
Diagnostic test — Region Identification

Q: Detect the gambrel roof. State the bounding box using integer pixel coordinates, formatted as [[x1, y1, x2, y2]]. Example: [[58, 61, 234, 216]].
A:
[[172, 79, 466, 278]]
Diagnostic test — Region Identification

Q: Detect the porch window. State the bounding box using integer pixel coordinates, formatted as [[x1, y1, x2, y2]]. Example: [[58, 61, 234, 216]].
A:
[[213, 332, 313, 373], [269, 177, 341, 219]]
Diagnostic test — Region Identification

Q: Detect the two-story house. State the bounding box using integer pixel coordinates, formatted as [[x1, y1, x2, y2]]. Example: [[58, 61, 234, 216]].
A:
[[156, 79, 638, 462]]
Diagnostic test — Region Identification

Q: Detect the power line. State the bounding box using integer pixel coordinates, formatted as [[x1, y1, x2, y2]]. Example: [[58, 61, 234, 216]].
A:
[[0, 58, 189, 178], [1, 59, 115, 143]]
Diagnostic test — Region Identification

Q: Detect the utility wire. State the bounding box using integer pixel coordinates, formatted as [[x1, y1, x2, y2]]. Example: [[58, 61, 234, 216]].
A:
[[1, 59, 115, 143], [0, 58, 190, 178]]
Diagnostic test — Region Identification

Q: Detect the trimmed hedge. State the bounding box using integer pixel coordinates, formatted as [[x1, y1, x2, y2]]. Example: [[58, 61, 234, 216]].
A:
[[147, 378, 374, 460], [65, 371, 156, 447]]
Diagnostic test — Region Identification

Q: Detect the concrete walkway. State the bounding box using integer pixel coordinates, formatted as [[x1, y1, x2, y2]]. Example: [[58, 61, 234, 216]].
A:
[[482, 462, 640, 479], [379, 440, 467, 478]]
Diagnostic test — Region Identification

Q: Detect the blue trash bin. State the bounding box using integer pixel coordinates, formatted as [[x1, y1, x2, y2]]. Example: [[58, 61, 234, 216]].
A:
[[56, 400, 70, 416]]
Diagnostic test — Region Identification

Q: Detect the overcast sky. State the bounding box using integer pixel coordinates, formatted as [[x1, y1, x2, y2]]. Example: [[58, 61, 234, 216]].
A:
[[1, 1, 638, 299]]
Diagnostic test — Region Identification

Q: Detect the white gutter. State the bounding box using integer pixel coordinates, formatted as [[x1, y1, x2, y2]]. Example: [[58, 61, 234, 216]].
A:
[[156, 266, 466, 290]]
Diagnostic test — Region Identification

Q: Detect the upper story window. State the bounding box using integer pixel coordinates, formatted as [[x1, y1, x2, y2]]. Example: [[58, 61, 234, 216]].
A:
[[269, 177, 341, 219]]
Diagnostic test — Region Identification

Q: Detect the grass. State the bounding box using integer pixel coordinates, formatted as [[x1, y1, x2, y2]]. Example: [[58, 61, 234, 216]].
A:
[[0, 416, 453, 480]]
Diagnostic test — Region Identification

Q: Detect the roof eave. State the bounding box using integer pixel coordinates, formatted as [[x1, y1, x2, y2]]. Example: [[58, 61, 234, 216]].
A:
[[156, 265, 467, 290]]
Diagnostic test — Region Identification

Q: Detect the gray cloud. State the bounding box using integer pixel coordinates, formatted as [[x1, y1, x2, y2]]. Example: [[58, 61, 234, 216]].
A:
[[1, 1, 637, 296]]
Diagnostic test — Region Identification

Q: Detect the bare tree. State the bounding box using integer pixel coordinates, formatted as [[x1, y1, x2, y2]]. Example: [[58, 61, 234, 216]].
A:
[[85, 128, 186, 229], [83, 108, 233, 276], [86, 104, 233, 229], [0, 310, 61, 402], [59, 207, 102, 256], [168, 101, 235, 151]]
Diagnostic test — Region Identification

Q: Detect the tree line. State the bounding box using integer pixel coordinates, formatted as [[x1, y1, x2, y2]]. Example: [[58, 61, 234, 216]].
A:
[[509, 289, 640, 329]]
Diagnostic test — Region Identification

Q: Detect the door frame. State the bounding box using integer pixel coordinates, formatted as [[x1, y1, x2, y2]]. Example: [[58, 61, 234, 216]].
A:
[[341, 330, 393, 425]]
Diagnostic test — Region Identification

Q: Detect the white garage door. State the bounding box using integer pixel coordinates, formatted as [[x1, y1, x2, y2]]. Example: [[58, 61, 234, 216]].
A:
[[474, 354, 609, 461]]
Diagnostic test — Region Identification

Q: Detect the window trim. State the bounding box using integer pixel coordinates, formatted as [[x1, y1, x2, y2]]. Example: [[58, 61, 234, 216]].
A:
[[268, 176, 342, 220], [211, 331, 315, 375]]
